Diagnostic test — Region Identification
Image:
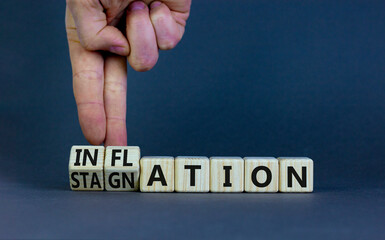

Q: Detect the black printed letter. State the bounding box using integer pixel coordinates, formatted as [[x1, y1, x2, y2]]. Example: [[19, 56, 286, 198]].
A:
[[251, 166, 272, 188], [223, 166, 232, 187], [90, 172, 102, 188], [122, 172, 135, 188], [79, 172, 89, 188], [83, 149, 98, 166], [288, 166, 307, 188], [71, 172, 80, 188], [184, 165, 201, 186], [147, 165, 167, 186], [109, 172, 120, 188], [74, 149, 82, 166], [111, 149, 121, 167]]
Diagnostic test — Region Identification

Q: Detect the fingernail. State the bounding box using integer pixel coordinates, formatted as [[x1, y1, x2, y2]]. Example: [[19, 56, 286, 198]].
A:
[[150, 1, 161, 9], [130, 1, 146, 11], [110, 46, 127, 55]]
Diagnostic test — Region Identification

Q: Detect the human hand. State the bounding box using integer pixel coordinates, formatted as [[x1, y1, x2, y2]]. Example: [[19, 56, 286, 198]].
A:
[[65, 0, 191, 146]]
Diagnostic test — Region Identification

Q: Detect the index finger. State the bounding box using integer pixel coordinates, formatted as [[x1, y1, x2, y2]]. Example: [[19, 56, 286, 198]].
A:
[[66, 7, 106, 145]]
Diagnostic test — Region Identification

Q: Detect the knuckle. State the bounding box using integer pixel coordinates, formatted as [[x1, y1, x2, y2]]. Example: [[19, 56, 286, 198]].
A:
[[81, 38, 95, 50], [66, 30, 79, 42], [73, 70, 102, 83], [81, 36, 99, 51], [104, 81, 126, 94]]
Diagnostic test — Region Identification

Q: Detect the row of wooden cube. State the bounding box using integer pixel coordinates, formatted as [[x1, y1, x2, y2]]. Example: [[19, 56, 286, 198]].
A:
[[69, 146, 313, 192]]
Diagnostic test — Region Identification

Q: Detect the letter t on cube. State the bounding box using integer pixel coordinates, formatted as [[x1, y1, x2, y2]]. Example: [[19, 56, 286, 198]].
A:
[[175, 156, 209, 192]]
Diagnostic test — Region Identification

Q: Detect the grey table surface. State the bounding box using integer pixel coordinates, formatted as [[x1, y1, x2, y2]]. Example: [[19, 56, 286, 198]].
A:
[[1, 0, 385, 239], [0, 182, 384, 239]]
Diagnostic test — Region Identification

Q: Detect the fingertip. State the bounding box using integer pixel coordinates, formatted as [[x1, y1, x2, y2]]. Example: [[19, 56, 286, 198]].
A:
[[78, 106, 106, 145], [81, 125, 105, 145], [81, 125, 105, 146], [82, 126, 105, 146], [150, 1, 162, 9], [157, 34, 179, 50], [149, 3, 181, 50], [86, 135, 105, 146], [128, 55, 158, 72], [81, 26, 130, 56], [109, 45, 130, 56], [126, 1, 159, 72], [102, 26, 130, 56], [104, 120, 127, 147], [129, 1, 147, 11]]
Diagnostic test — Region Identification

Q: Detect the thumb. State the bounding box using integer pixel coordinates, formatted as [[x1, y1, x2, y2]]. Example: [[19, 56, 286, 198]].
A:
[[66, 0, 129, 56]]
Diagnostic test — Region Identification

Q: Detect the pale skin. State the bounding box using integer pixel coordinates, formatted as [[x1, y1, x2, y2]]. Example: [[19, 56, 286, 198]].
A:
[[66, 0, 191, 146]]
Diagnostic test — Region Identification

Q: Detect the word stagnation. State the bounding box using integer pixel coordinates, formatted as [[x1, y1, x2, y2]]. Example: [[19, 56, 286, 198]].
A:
[[69, 146, 314, 193]]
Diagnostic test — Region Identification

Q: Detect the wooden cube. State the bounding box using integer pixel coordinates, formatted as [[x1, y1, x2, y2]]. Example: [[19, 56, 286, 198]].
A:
[[140, 157, 174, 192], [210, 157, 244, 192], [175, 156, 209, 192], [279, 157, 313, 192], [69, 145, 105, 191], [244, 157, 278, 192], [104, 146, 140, 191]]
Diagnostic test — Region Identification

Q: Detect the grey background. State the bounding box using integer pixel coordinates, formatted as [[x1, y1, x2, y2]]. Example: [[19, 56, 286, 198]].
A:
[[0, 0, 384, 239]]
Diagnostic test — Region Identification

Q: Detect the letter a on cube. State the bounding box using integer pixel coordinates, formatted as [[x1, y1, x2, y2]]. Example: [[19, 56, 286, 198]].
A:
[[104, 146, 140, 191], [279, 157, 313, 192], [140, 157, 174, 192], [69, 146, 105, 191]]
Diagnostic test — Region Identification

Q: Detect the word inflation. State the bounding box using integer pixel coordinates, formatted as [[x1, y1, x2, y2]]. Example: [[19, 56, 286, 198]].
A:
[[69, 146, 314, 193]]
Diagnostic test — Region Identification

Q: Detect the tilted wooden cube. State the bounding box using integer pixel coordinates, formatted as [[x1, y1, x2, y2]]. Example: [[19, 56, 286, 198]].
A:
[[175, 156, 209, 192], [210, 157, 244, 192], [278, 157, 314, 192], [140, 157, 174, 192], [69, 146, 105, 191], [104, 146, 140, 191], [244, 157, 278, 192]]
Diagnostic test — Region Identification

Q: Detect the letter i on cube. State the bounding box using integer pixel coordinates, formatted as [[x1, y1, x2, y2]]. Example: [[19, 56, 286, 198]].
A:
[[69, 146, 105, 191], [210, 157, 244, 192]]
